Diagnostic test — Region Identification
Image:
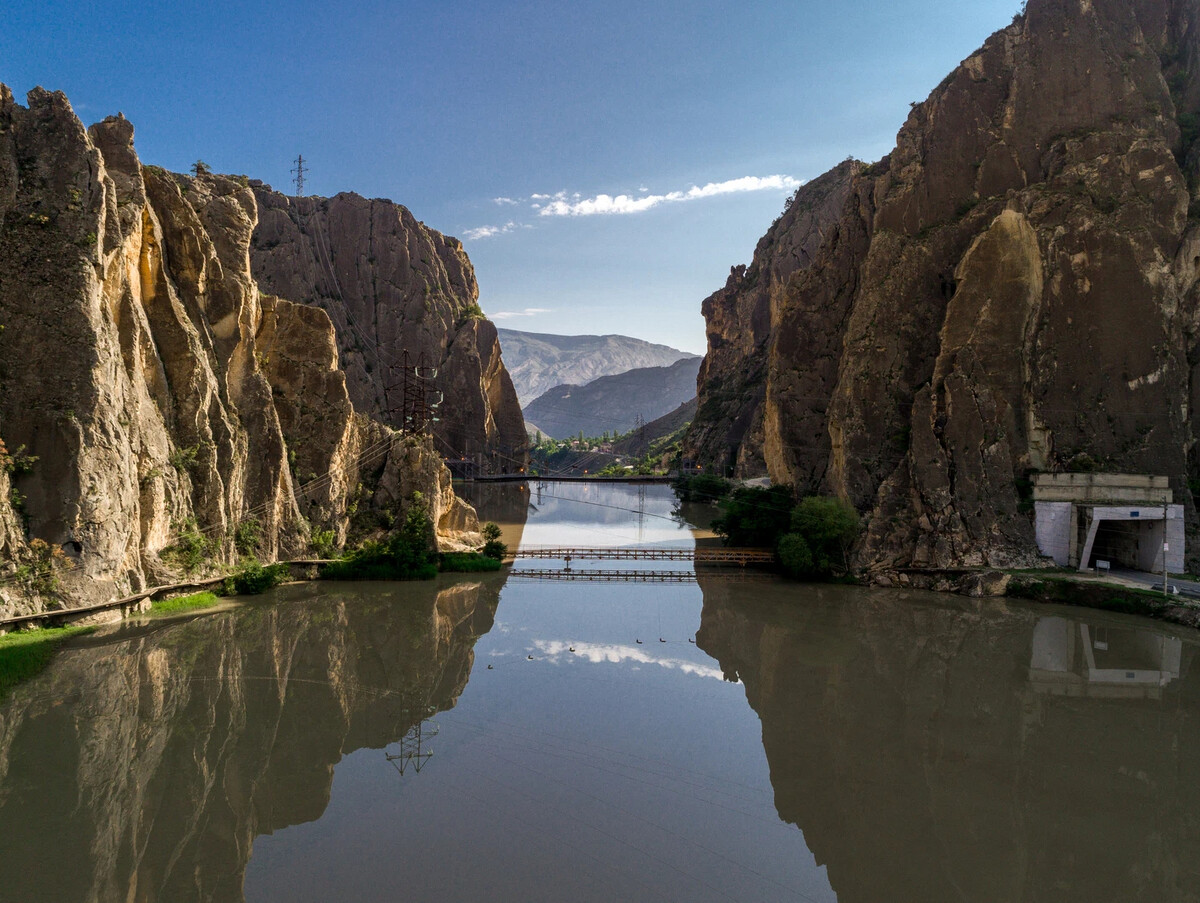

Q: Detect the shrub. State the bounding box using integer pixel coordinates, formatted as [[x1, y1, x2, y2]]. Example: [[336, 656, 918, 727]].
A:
[[481, 522, 507, 560], [310, 529, 338, 559], [785, 496, 860, 578], [235, 517, 261, 556], [168, 444, 201, 471], [777, 533, 815, 578], [322, 496, 437, 581], [164, 519, 212, 573], [440, 552, 503, 572], [223, 560, 289, 595], [712, 485, 795, 547]]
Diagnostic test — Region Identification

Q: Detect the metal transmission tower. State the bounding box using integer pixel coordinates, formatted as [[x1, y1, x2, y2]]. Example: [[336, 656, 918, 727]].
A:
[[386, 718, 440, 776], [385, 351, 442, 434], [635, 413, 646, 452], [291, 154, 306, 196]]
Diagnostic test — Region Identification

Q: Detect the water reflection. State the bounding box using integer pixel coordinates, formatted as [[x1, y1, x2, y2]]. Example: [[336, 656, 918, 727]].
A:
[[695, 580, 1200, 903], [0, 577, 502, 903]]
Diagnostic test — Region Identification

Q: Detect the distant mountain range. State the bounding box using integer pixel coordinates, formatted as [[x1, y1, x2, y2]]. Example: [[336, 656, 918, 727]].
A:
[[523, 358, 702, 439], [497, 328, 699, 406]]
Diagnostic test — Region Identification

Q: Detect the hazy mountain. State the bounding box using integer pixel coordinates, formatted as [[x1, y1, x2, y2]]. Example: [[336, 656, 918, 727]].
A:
[[497, 328, 699, 406], [524, 358, 702, 439]]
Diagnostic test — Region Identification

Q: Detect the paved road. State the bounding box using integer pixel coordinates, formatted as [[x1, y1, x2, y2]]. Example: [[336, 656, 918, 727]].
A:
[[1110, 567, 1200, 599]]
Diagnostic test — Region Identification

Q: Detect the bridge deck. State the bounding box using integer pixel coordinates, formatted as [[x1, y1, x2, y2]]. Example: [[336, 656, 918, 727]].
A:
[[514, 547, 775, 566]]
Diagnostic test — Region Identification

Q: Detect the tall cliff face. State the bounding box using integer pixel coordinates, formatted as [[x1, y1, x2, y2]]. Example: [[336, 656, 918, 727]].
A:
[[0, 579, 500, 903], [249, 188, 527, 474], [686, 0, 1200, 569], [0, 86, 478, 619]]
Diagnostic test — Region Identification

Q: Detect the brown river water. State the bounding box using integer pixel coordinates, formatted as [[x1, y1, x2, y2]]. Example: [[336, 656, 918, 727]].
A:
[[0, 482, 1197, 902]]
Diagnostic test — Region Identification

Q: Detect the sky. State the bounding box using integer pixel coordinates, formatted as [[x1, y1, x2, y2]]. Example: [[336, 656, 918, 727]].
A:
[[2, 0, 1022, 352]]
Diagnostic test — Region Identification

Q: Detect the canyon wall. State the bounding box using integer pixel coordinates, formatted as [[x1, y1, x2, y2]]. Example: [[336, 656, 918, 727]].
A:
[[0, 86, 480, 619], [686, 0, 1200, 569], [250, 187, 527, 474]]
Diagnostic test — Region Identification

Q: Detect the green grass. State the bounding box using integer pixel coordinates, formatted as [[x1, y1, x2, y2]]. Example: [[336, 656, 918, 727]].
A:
[[0, 625, 94, 700], [439, 552, 504, 573], [148, 591, 221, 616]]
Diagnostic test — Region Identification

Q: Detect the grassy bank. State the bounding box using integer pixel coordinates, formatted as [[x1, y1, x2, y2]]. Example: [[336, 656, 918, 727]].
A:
[[1006, 574, 1200, 628], [0, 625, 94, 700], [148, 591, 223, 617]]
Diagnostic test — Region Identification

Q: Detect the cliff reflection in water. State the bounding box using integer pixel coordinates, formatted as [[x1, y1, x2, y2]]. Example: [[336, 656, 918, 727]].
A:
[[696, 581, 1200, 903], [0, 577, 501, 903]]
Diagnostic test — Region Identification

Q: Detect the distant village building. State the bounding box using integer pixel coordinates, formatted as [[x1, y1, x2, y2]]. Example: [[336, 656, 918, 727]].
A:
[[1033, 474, 1184, 573]]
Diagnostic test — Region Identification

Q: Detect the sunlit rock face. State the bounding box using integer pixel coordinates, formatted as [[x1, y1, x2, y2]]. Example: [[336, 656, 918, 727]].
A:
[[686, 0, 1200, 569], [250, 187, 528, 474], [0, 579, 500, 903], [0, 87, 480, 617], [696, 580, 1200, 903]]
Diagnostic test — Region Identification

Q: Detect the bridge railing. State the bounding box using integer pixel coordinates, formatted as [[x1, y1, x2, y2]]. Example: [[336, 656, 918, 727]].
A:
[[512, 547, 776, 566]]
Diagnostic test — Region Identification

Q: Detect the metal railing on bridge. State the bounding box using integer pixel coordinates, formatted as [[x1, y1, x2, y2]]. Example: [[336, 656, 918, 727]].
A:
[[512, 547, 776, 567]]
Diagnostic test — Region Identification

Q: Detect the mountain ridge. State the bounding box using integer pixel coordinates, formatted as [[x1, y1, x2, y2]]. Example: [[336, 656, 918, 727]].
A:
[[497, 327, 698, 406], [523, 358, 702, 439]]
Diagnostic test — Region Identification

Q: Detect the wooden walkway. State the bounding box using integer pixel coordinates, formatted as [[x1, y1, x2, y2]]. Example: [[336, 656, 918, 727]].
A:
[[514, 547, 776, 566]]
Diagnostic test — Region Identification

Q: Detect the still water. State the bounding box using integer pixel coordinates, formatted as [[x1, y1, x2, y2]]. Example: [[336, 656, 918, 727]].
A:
[[1, 482, 1198, 902]]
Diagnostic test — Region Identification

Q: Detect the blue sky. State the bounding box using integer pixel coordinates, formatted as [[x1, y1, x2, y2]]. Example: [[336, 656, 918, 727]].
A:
[[2, 0, 1022, 352]]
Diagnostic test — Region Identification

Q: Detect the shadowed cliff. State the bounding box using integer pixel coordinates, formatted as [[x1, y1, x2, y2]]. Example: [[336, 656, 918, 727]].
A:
[[686, 0, 1200, 569]]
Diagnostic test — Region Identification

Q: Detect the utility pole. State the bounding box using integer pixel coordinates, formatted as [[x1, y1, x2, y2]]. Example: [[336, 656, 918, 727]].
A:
[[1164, 499, 1170, 595], [291, 154, 306, 197]]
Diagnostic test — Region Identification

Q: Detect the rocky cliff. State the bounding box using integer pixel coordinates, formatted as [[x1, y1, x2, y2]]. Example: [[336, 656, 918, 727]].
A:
[[0, 86, 479, 619], [249, 187, 527, 474], [686, 0, 1200, 569], [0, 578, 500, 903]]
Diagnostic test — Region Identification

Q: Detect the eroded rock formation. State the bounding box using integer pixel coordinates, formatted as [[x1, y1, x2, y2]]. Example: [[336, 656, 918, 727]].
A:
[[250, 187, 527, 473], [0, 86, 482, 618], [686, 0, 1200, 569], [0, 578, 501, 903]]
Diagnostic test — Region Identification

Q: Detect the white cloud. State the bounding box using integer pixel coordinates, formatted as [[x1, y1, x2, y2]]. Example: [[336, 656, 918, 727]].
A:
[[535, 174, 802, 217], [492, 197, 519, 206], [490, 307, 553, 320], [462, 221, 519, 240], [532, 639, 731, 682]]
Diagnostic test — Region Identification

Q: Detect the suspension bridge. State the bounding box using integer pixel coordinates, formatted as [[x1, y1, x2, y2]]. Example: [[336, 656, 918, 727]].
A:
[[512, 547, 776, 566]]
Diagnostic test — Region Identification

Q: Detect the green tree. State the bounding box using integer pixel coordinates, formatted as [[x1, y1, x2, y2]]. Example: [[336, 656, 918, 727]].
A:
[[781, 496, 860, 578], [712, 485, 794, 547], [481, 521, 507, 560]]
